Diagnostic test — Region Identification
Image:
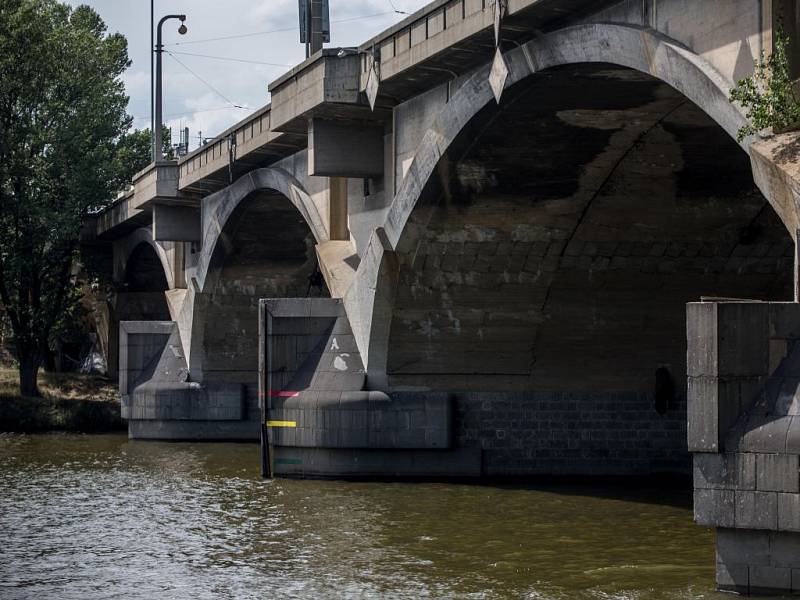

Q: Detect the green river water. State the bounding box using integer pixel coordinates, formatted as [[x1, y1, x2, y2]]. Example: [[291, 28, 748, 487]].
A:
[[0, 434, 761, 599]]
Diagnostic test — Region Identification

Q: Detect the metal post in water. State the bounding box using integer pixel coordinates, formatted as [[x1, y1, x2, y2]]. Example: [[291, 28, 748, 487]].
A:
[[258, 300, 273, 478]]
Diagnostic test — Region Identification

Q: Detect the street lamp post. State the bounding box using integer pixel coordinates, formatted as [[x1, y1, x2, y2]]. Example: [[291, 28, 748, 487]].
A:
[[150, 0, 154, 161], [154, 14, 187, 161]]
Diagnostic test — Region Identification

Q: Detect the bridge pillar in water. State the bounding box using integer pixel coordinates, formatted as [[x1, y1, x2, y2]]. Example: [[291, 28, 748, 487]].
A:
[[689, 300, 800, 595]]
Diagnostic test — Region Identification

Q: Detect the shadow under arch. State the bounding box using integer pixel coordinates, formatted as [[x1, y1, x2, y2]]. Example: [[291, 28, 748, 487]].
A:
[[118, 228, 175, 292], [117, 240, 170, 322], [193, 167, 328, 296], [185, 168, 329, 419], [363, 56, 794, 476]]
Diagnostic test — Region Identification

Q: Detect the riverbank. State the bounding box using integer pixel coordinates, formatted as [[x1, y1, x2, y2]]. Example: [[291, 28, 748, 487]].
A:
[[0, 368, 124, 433]]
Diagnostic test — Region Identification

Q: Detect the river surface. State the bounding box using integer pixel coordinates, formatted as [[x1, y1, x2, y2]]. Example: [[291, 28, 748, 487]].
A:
[[0, 434, 748, 599]]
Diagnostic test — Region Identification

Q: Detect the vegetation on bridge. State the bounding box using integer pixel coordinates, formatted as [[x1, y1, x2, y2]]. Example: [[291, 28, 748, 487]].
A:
[[731, 30, 800, 141]]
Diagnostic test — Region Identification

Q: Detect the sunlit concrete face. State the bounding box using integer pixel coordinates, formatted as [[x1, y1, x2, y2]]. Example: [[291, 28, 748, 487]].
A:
[[200, 190, 326, 407], [384, 64, 793, 473], [117, 242, 171, 322]]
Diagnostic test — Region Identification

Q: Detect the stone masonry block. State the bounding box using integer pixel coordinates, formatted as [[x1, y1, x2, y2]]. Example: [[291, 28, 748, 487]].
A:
[[735, 491, 778, 530], [770, 530, 800, 567], [778, 493, 800, 531], [687, 377, 719, 452], [716, 527, 771, 567], [694, 452, 755, 491], [739, 416, 793, 453], [717, 302, 769, 377], [749, 565, 791, 593], [716, 561, 749, 594], [757, 453, 800, 493], [695, 488, 735, 527]]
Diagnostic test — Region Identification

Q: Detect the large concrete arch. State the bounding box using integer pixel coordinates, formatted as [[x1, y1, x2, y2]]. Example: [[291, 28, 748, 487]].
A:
[[358, 60, 794, 477], [351, 23, 794, 386], [383, 23, 783, 250]]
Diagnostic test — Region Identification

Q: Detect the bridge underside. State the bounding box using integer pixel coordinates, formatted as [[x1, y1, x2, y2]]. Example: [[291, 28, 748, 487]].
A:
[[382, 64, 793, 476]]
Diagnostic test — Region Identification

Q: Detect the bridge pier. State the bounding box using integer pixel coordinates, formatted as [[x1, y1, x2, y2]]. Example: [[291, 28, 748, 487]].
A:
[[689, 300, 800, 595]]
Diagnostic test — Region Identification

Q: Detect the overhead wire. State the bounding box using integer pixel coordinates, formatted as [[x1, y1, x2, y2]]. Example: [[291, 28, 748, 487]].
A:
[[387, 0, 409, 14], [166, 51, 252, 110], [131, 105, 249, 123], [168, 51, 292, 67]]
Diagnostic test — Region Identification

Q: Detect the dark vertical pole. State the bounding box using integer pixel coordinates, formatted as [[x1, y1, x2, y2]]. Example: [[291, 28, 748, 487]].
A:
[[258, 300, 272, 478], [305, 0, 311, 58], [151, 0, 155, 161], [154, 23, 163, 161], [310, 0, 324, 55], [794, 230, 800, 302]]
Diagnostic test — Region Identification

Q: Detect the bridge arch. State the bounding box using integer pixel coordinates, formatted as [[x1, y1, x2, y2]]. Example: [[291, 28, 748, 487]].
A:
[[193, 167, 328, 295], [186, 167, 329, 418], [117, 228, 175, 292], [116, 229, 172, 322], [383, 23, 785, 250], [360, 26, 795, 476]]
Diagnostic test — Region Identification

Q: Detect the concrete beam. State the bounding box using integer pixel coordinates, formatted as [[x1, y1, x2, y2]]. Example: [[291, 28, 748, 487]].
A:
[[308, 118, 384, 178], [153, 204, 201, 242]]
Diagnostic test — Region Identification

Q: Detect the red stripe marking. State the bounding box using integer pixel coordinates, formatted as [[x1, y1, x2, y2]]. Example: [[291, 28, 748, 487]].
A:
[[259, 390, 300, 398]]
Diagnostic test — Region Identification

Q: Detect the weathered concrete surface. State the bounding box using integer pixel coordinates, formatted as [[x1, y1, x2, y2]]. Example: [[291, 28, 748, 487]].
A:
[[689, 301, 800, 595], [262, 298, 461, 477]]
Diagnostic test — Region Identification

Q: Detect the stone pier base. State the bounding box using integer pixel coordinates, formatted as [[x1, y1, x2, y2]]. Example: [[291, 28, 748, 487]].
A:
[[717, 528, 800, 595]]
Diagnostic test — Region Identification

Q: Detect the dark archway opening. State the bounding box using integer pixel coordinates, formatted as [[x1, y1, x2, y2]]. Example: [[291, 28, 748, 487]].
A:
[[386, 63, 794, 476], [118, 243, 170, 322], [201, 190, 328, 419]]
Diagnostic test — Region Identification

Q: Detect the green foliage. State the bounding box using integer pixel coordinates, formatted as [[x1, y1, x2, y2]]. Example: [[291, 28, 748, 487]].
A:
[[113, 126, 175, 187], [0, 0, 138, 393], [730, 30, 800, 141]]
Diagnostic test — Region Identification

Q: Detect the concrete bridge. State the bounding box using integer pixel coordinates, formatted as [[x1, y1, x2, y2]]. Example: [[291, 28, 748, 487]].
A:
[[87, 0, 800, 593]]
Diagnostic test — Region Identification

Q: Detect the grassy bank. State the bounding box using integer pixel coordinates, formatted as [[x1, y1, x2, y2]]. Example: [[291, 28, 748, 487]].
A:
[[0, 368, 124, 433]]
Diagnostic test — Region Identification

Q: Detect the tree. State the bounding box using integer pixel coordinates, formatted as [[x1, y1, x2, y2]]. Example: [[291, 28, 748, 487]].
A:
[[0, 0, 134, 396], [113, 125, 175, 186]]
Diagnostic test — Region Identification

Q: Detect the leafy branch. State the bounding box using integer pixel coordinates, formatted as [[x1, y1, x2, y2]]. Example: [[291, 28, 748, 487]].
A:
[[730, 29, 800, 141]]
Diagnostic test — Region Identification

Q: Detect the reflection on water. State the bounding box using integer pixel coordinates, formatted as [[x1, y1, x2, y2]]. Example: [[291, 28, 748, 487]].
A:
[[0, 434, 733, 599]]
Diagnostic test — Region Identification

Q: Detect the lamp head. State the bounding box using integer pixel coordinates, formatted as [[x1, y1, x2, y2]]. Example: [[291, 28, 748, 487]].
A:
[[178, 15, 187, 35]]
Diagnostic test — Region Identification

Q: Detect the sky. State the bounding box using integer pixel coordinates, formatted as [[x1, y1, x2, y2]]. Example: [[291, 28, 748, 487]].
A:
[[65, 0, 429, 151]]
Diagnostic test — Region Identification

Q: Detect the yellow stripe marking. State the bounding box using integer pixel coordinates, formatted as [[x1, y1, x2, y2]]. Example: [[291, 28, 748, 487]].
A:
[[267, 420, 297, 428]]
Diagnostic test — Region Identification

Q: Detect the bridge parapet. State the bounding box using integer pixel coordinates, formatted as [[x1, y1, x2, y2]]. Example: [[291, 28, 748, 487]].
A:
[[176, 105, 306, 195], [689, 301, 800, 595], [93, 161, 194, 239], [268, 50, 377, 133]]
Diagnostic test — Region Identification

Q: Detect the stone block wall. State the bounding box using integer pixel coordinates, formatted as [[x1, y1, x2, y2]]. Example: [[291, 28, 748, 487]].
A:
[[452, 391, 687, 476], [689, 301, 800, 595]]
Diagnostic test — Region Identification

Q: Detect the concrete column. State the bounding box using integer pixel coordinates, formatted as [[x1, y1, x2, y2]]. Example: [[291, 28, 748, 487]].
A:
[[329, 177, 349, 241], [308, 118, 384, 178], [689, 301, 800, 595], [153, 205, 201, 243]]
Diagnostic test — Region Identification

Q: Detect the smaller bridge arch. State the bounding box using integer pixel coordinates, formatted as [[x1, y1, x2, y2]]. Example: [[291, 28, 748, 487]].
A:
[[185, 167, 330, 425], [193, 167, 328, 296], [116, 227, 175, 292]]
